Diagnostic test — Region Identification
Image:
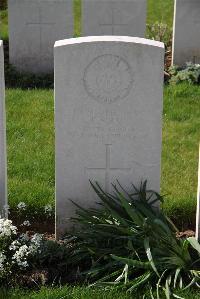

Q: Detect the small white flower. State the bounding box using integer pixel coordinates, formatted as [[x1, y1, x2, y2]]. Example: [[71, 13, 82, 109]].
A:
[[28, 234, 43, 254], [44, 204, 53, 215], [17, 202, 26, 210], [0, 219, 17, 238], [12, 245, 30, 268], [19, 233, 29, 242], [21, 220, 31, 227], [9, 240, 20, 251]]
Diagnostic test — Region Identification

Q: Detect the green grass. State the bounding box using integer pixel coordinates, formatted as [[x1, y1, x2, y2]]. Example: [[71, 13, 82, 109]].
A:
[[162, 84, 200, 226], [74, 0, 81, 37], [6, 89, 54, 213], [147, 0, 174, 27], [0, 286, 200, 299], [6, 83, 199, 228], [0, 0, 174, 40], [0, 9, 8, 40]]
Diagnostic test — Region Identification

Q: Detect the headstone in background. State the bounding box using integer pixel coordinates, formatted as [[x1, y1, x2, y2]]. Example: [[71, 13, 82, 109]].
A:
[[54, 36, 164, 237], [0, 40, 7, 214], [172, 0, 200, 66], [196, 144, 200, 241], [82, 0, 146, 37], [8, 0, 73, 74]]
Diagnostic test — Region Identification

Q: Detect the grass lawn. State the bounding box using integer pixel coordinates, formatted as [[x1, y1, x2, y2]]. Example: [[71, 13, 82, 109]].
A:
[[147, 0, 174, 27], [1, 0, 174, 39], [6, 89, 54, 213], [1, 286, 200, 299], [162, 84, 200, 226], [0, 9, 8, 40], [6, 83, 200, 228]]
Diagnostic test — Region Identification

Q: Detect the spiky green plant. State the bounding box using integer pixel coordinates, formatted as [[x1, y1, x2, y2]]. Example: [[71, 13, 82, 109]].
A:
[[66, 181, 200, 298]]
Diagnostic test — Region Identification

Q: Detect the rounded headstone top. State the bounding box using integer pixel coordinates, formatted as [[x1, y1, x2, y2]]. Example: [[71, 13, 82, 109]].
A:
[[54, 36, 164, 49]]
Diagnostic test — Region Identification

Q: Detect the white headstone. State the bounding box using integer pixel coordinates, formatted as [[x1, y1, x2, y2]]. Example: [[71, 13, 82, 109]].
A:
[[172, 0, 200, 66], [82, 0, 146, 37], [55, 36, 164, 237], [8, 0, 73, 74], [196, 144, 200, 241], [0, 41, 7, 213]]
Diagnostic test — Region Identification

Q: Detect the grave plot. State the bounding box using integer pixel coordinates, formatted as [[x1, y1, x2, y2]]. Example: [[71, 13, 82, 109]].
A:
[[8, 0, 73, 74], [172, 0, 200, 66], [54, 36, 164, 237], [82, 0, 146, 36]]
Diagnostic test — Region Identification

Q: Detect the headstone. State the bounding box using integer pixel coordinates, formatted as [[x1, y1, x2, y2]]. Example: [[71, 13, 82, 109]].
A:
[[172, 0, 200, 66], [0, 41, 7, 213], [82, 0, 146, 37], [196, 144, 200, 241], [8, 0, 73, 74], [55, 36, 164, 238]]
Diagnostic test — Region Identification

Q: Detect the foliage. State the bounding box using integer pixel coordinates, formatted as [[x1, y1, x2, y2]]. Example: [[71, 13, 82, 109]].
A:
[[12, 202, 54, 232], [5, 64, 54, 89], [0, 214, 74, 287], [146, 22, 172, 47], [169, 63, 200, 85], [32, 239, 72, 283], [0, 0, 7, 10], [66, 182, 200, 298], [0, 217, 43, 284]]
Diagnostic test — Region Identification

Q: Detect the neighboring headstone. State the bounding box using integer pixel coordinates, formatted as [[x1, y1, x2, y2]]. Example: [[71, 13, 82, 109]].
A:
[[196, 144, 200, 241], [8, 0, 73, 74], [82, 0, 146, 37], [55, 36, 164, 237], [172, 0, 200, 66], [0, 41, 7, 213]]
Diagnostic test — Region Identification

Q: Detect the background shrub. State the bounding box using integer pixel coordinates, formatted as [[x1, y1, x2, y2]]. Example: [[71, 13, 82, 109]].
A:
[[0, 0, 7, 10]]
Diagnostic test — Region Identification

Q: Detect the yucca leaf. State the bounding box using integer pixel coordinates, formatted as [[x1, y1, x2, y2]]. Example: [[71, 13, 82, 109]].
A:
[[164, 278, 171, 299], [187, 237, 200, 255], [144, 237, 160, 277], [111, 254, 151, 269], [156, 270, 168, 299], [153, 219, 172, 235], [174, 268, 181, 288], [117, 191, 144, 225], [179, 276, 183, 289], [171, 294, 184, 299], [182, 277, 197, 290], [127, 272, 151, 292]]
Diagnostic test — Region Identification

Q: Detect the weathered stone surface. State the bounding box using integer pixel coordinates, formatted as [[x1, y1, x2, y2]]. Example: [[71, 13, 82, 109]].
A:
[[82, 0, 146, 37], [54, 36, 164, 237], [8, 0, 73, 74], [196, 144, 200, 241], [0, 41, 7, 213], [172, 0, 200, 66]]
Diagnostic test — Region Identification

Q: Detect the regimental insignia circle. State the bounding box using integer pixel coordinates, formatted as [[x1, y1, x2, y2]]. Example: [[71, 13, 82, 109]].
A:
[[83, 54, 134, 103]]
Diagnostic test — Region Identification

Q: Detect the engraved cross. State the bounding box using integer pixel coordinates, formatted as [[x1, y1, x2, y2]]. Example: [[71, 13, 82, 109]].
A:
[[26, 6, 55, 60], [86, 144, 131, 192], [99, 2, 128, 34]]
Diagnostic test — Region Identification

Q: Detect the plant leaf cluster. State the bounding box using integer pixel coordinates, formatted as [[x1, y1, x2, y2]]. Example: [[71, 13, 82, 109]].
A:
[[169, 63, 200, 85], [66, 181, 200, 298]]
